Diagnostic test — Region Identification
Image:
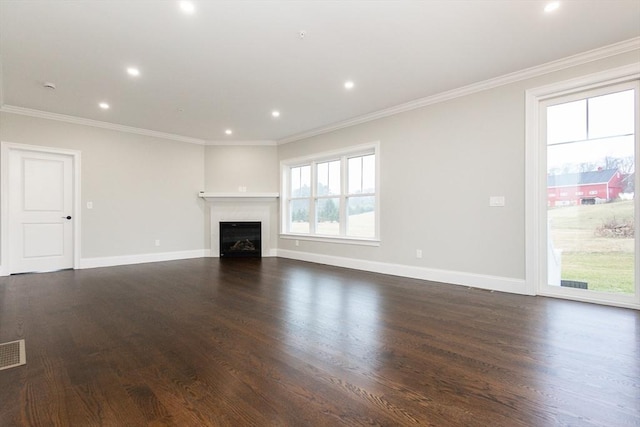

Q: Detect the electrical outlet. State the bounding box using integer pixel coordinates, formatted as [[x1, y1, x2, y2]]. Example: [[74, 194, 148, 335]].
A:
[[295, 240, 300, 247], [155, 239, 160, 247], [86, 201, 93, 209], [416, 249, 423, 259]]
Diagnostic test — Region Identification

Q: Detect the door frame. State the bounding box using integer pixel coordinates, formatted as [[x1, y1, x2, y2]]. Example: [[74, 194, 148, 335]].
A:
[[1, 142, 82, 276], [525, 63, 640, 309]]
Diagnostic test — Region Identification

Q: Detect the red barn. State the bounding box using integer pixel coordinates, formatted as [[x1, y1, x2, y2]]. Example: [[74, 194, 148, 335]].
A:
[[547, 168, 625, 207]]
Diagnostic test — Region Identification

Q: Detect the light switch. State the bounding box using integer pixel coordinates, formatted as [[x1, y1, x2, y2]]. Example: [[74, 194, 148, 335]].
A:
[[489, 196, 505, 207], [87, 201, 93, 209]]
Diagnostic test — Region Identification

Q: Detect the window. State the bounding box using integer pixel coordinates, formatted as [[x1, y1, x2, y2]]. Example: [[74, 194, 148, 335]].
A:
[[281, 143, 379, 243], [289, 165, 311, 234]]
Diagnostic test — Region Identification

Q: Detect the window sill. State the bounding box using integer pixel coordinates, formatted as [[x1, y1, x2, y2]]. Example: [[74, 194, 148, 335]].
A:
[[280, 234, 380, 247]]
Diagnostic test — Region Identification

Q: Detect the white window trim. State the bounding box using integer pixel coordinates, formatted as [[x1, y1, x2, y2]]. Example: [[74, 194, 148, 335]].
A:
[[280, 234, 381, 247], [280, 142, 380, 244], [525, 63, 640, 309]]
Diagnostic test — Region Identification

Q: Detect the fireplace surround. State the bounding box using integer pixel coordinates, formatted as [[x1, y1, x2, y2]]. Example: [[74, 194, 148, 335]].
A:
[[200, 192, 278, 258]]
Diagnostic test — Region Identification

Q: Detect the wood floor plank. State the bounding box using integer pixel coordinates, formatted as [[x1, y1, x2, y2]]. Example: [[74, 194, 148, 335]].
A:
[[0, 258, 638, 426]]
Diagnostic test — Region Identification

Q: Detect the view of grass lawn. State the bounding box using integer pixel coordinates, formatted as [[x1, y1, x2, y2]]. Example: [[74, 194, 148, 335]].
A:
[[548, 200, 635, 294], [560, 252, 634, 294], [290, 211, 375, 237]]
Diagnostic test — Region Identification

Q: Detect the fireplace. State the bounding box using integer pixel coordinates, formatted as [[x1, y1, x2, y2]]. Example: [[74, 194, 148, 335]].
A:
[[203, 193, 276, 257], [219, 222, 262, 258]]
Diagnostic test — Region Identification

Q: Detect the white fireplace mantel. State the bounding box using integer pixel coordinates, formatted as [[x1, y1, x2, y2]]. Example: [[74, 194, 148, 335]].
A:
[[198, 192, 279, 202]]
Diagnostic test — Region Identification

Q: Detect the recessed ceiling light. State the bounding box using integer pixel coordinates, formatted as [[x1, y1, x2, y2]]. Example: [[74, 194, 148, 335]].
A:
[[225, 129, 233, 135], [344, 80, 355, 90], [99, 102, 110, 110], [179, 1, 195, 14], [544, 1, 560, 12], [272, 110, 280, 118], [127, 67, 140, 77]]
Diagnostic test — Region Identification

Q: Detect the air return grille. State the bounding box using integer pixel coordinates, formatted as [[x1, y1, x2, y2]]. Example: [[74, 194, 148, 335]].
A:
[[0, 340, 26, 370]]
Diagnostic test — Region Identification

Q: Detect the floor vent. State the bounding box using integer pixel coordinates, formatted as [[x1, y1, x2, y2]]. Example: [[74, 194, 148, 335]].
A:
[[0, 340, 26, 371]]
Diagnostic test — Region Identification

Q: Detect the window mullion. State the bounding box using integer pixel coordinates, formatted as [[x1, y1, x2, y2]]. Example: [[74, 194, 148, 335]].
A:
[[339, 155, 347, 236], [586, 98, 590, 140], [285, 167, 291, 234], [310, 162, 317, 235], [360, 156, 364, 193]]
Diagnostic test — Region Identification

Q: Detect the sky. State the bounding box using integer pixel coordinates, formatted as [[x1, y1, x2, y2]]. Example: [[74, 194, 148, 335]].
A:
[[546, 89, 636, 173]]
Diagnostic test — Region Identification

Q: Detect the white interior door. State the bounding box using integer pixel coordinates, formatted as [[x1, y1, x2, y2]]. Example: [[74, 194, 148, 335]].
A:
[[9, 149, 75, 273]]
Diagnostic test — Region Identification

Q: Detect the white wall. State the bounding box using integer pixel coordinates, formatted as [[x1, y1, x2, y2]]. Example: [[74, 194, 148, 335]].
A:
[[277, 49, 640, 293], [204, 145, 278, 192], [0, 112, 207, 268]]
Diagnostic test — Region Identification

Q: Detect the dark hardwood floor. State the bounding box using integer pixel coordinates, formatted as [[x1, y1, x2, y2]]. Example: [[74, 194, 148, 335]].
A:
[[0, 258, 638, 426]]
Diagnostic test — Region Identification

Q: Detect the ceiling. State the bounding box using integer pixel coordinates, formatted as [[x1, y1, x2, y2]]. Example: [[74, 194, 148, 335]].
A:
[[1, 1, 639, 144]]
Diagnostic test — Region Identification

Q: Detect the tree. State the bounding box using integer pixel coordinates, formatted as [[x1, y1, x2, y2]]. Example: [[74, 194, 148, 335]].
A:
[[292, 185, 310, 198], [578, 162, 597, 173], [618, 155, 635, 175], [622, 173, 635, 193], [318, 199, 339, 222], [292, 209, 308, 222], [603, 156, 622, 170]]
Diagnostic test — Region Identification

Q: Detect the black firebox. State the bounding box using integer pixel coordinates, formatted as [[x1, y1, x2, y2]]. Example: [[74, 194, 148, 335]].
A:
[[219, 222, 262, 258]]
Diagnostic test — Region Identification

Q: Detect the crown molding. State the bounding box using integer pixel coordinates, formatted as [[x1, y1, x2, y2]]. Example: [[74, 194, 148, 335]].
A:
[[277, 37, 640, 145], [205, 140, 277, 146], [0, 105, 207, 145]]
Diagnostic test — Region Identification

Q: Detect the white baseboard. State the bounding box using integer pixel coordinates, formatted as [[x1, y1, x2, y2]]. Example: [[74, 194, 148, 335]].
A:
[[7, 248, 526, 295], [276, 249, 528, 295], [80, 249, 209, 270]]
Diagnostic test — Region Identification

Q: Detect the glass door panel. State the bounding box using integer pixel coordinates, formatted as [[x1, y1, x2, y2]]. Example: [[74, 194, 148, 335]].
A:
[[545, 85, 637, 300]]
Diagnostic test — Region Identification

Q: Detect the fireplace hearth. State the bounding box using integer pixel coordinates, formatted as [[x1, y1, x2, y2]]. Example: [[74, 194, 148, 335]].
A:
[[219, 222, 262, 258]]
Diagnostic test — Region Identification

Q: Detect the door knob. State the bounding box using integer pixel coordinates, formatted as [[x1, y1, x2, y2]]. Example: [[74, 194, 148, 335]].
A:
[[62, 215, 72, 220]]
